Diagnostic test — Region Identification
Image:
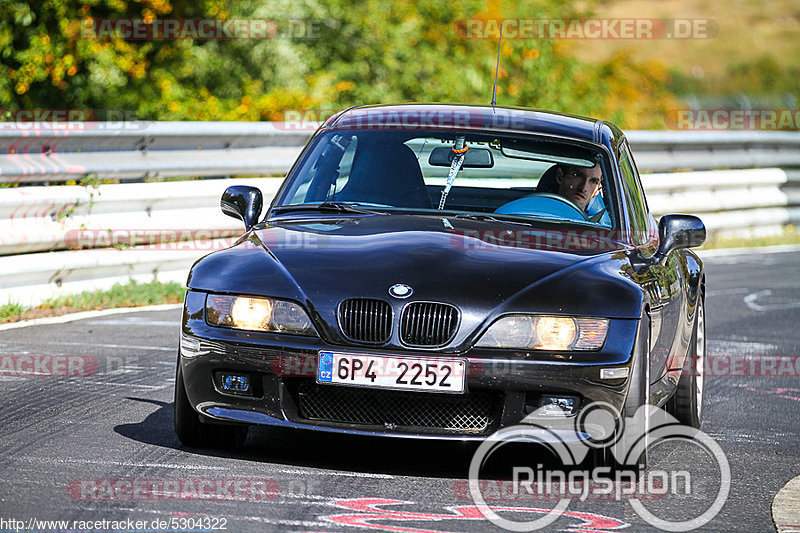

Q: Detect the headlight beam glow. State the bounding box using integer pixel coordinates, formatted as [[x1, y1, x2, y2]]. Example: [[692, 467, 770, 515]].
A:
[[477, 315, 608, 351]]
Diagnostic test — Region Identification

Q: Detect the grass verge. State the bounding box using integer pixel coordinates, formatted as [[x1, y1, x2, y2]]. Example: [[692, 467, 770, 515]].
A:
[[702, 225, 800, 250], [0, 279, 186, 323]]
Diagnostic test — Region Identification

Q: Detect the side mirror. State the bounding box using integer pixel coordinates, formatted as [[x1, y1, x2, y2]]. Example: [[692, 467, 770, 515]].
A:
[[221, 186, 263, 231], [653, 214, 706, 263]]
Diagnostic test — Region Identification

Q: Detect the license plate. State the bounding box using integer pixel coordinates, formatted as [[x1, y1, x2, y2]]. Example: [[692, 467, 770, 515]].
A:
[[316, 351, 467, 393]]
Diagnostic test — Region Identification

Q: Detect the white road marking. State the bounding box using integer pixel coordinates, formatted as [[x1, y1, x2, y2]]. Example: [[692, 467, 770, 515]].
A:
[[20, 456, 396, 479], [21, 456, 230, 471], [18, 457, 393, 504], [744, 289, 800, 312], [232, 517, 331, 527], [72, 506, 332, 528], [706, 287, 750, 296], [45, 341, 174, 352], [70, 380, 169, 390], [84, 319, 178, 326], [707, 339, 780, 355], [0, 303, 183, 331], [272, 466, 394, 479], [705, 432, 782, 445]]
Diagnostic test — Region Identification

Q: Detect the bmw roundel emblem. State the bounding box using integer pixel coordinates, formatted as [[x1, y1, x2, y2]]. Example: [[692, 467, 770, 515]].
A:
[[389, 284, 413, 299]]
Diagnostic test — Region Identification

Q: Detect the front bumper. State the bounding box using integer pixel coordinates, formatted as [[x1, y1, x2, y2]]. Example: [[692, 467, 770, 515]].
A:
[[179, 292, 640, 442]]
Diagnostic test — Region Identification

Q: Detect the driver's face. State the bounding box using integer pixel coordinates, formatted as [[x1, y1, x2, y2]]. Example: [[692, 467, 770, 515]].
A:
[[556, 164, 602, 210]]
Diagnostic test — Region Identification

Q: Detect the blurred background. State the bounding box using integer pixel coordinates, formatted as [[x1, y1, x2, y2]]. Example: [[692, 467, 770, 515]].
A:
[[2, 0, 798, 128]]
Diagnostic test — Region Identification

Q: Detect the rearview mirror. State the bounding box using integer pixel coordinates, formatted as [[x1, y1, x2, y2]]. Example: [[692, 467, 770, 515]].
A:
[[653, 214, 706, 262], [428, 146, 494, 168], [221, 186, 263, 231]]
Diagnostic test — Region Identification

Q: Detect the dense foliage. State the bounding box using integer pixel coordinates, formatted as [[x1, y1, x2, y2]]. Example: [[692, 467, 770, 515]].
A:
[[0, 0, 791, 129]]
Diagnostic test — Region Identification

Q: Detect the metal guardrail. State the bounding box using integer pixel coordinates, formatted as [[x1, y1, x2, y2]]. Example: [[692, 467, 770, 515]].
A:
[[1, 122, 799, 306], [3, 122, 800, 182], [0, 177, 283, 255], [627, 130, 800, 172], [0, 122, 309, 182]]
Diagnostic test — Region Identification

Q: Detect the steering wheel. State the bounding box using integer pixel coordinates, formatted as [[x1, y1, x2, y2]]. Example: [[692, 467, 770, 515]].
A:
[[494, 192, 590, 222]]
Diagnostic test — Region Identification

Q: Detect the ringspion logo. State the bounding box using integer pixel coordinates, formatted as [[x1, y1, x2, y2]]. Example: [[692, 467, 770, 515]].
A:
[[468, 403, 730, 531]]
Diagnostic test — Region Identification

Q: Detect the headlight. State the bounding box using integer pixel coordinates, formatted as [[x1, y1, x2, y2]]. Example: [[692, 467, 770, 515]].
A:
[[476, 315, 608, 350], [205, 294, 317, 336]]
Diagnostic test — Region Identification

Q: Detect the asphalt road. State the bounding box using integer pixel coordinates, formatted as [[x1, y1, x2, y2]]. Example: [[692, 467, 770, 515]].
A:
[[0, 249, 799, 533]]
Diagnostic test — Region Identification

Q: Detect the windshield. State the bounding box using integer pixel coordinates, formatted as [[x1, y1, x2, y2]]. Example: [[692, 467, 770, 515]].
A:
[[274, 130, 615, 228]]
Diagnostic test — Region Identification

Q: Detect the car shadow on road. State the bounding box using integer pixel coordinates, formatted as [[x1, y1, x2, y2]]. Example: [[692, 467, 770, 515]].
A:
[[115, 397, 565, 480]]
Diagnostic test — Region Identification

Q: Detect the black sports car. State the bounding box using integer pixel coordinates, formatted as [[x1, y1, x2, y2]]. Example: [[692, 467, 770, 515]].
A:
[[174, 104, 706, 455]]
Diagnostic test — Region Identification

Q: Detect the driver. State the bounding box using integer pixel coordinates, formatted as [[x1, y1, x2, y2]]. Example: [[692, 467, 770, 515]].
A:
[[555, 163, 602, 211]]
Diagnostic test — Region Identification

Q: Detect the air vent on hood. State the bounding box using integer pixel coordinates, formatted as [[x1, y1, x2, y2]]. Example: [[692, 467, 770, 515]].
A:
[[400, 302, 459, 347], [338, 298, 392, 344]]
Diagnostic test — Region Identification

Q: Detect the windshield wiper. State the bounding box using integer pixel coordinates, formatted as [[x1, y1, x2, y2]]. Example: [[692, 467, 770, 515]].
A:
[[455, 212, 603, 228], [271, 202, 387, 216], [453, 213, 535, 227]]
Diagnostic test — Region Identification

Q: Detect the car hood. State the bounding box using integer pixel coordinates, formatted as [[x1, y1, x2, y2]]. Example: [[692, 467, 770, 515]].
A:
[[188, 214, 644, 347]]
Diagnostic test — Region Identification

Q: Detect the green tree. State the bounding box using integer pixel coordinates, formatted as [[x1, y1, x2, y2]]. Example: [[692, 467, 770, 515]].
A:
[[0, 0, 689, 128]]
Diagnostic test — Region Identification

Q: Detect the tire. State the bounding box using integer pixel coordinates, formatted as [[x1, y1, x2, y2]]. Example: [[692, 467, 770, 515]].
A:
[[589, 429, 646, 476], [616, 311, 651, 471], [174, 361, 248, 449], [669, 296, 705, 428]]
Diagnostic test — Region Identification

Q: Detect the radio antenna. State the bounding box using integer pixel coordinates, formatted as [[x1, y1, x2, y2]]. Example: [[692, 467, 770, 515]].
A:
[[491, 23, 503, 113]]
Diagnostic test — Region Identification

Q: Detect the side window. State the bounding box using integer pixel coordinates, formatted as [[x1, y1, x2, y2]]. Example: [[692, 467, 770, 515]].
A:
[[285, 134, 356, 204], [619, 144, 650, 244]]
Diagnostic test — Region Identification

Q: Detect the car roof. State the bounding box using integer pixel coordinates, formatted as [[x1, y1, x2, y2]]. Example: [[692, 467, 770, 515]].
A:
[[320, 103, 625, 148]]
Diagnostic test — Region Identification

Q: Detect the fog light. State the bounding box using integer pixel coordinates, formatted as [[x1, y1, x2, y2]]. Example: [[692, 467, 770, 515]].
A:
[[600, 367, 629, 380], [221, 374, 250, 393], [526, 396, 578, 416]]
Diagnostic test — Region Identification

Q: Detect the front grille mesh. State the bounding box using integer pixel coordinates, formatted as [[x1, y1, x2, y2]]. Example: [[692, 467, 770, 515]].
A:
[[339, 298, 392, 343], [294, 380, 493, 433], [401, 302, 459, 346]]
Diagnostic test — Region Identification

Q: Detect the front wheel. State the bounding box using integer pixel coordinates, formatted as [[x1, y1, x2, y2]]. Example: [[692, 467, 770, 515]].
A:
[[668, 297, 705, 428], [174, 361, 248, 449]]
